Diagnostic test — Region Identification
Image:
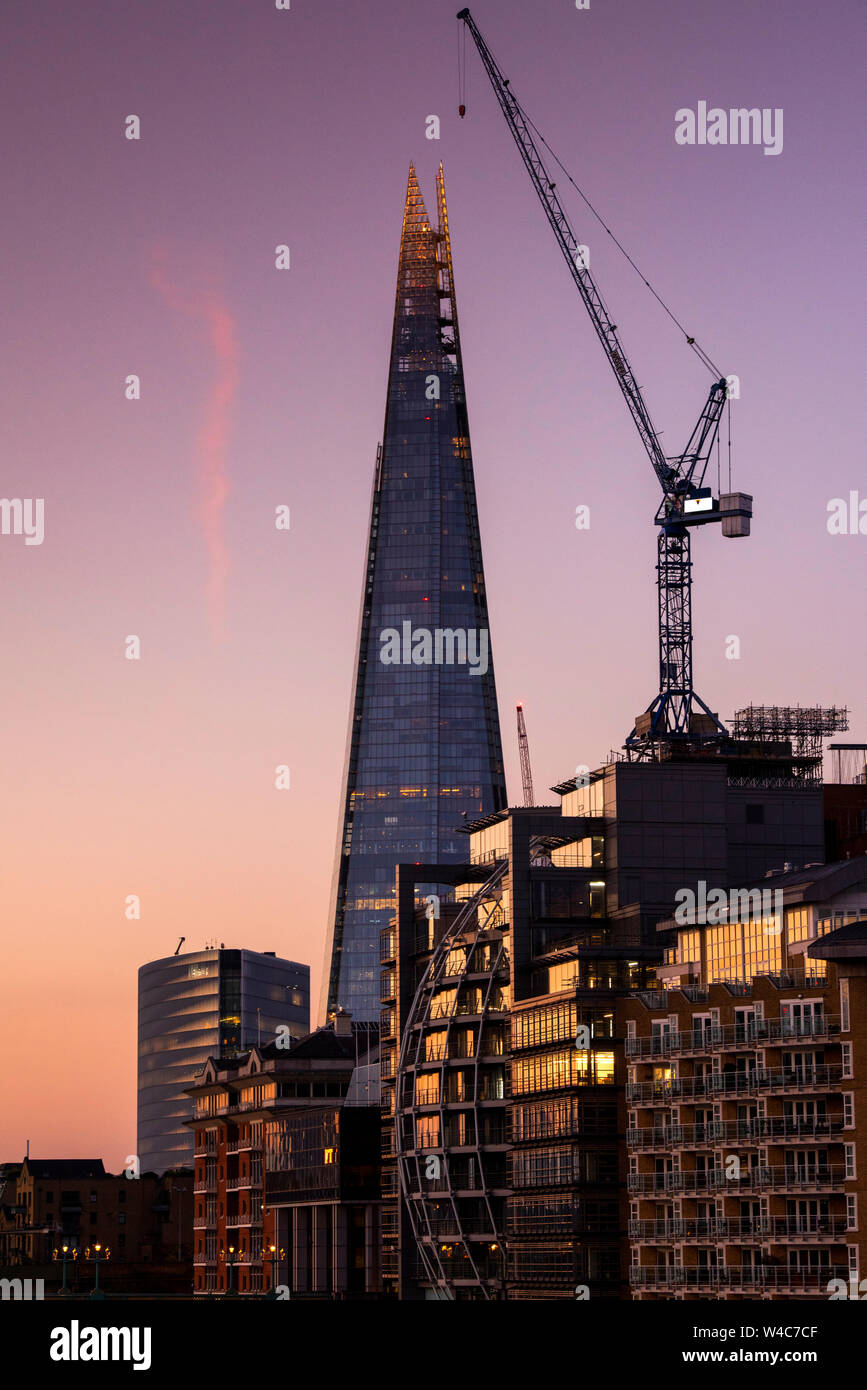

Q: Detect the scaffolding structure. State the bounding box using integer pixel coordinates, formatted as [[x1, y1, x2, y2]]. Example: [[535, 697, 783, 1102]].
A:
[[732, 705, 849, 759]]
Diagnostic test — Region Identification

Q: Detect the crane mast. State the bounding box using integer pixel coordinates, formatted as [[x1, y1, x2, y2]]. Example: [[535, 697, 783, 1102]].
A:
[[457, 9, 752, 751], [516, 704, 535, 807]]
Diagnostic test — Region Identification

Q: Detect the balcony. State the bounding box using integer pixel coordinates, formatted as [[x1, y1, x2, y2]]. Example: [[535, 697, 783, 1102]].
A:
[[628, 1116, 845, 1149], [631, 1264, 848, 1292], [629, 1215, 849, 1242], [626, 1016, 840, 1059], [628, 1165, 847, 1195], [227, 1174, 262, 1190], [766, 1216, 849, 1241], [627, 1065, 843, 1104]]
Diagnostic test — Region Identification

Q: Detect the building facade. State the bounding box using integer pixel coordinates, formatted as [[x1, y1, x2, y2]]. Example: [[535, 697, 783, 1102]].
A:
[[385, 742, 843, 1299], [0, 1159, 192, 1294], [626, 859, 867, 1298], [138, 947, 309, 1176], [188, 1017, 380, 1297], [321, 163, 507, 1025]]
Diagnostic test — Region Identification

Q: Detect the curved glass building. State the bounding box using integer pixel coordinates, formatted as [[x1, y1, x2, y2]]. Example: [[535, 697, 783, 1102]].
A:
[[137, 948, 309, 1175]]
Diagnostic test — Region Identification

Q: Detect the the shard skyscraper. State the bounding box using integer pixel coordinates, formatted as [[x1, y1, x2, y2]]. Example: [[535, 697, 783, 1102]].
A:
[[321, 164, 506, 1023]]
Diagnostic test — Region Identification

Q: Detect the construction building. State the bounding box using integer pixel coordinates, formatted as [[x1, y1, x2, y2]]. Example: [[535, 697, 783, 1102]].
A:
[[375, 14, 867, 1303], [824, 744, 867, 861]]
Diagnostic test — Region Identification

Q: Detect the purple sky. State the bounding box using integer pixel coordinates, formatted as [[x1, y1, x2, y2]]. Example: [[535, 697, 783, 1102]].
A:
[[1, 0, 864, 1162]]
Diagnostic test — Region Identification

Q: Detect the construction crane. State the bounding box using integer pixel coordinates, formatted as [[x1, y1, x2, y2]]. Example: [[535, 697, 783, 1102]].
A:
[[457, 10, 753, 752], [516, 703, 535, 806]]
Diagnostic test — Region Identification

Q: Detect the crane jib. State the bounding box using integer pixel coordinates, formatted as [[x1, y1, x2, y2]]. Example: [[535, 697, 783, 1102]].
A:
[[457, 8, 752, 746]]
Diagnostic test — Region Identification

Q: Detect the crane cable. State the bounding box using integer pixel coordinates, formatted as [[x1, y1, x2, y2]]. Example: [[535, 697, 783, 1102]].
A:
[[722, 397, 733, 494], [512, 92, 723, 379], [457, 21, 468, 117], [457, 20, 723, 382]]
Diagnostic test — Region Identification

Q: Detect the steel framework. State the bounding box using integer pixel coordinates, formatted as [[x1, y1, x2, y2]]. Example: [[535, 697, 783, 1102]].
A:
[[732, 705, 849, 760], [395, 859, 510, 1299], [516, 703, 534, 806]]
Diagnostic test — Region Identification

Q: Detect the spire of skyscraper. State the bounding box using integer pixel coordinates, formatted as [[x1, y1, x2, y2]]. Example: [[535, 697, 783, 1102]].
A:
[[320, 163, 507, 1023]]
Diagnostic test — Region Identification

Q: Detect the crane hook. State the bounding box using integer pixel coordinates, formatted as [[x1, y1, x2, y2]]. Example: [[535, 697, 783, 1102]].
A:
[[459, 104, 466, 118]]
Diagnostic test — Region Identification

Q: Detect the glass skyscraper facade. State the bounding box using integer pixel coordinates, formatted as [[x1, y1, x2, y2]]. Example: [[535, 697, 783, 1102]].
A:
[[322, 164, 506, 1023], [137, 948, 309, 1175]]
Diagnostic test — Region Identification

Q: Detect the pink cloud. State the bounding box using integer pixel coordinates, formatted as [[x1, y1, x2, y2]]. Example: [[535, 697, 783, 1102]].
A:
[[149, 249, 240, 637]]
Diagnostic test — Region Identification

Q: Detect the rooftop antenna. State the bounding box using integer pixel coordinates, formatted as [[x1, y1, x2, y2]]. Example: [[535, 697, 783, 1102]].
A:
[[174, 937, 185, 955]]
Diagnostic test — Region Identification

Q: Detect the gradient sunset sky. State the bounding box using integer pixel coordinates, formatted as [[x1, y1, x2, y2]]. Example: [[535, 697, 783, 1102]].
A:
[[1, 0, 864, 1165]]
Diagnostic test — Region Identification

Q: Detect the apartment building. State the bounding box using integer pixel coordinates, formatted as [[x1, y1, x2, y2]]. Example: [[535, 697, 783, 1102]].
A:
[[188, 1016, 379, 1297], [625, 859, 867, 1298]]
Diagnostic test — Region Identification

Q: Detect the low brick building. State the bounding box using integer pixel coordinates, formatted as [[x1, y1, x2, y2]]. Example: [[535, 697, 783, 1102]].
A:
[[0, 1158, 193, 1294]]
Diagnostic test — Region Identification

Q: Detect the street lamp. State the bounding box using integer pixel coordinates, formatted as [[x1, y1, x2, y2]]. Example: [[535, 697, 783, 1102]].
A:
[[224, 1244, 237, 1296], [263, 1242, 287, 1299], [84, 1243, 109, 1300], [489, 1242, 508, 1301], [52, 1243, 77, 1295]]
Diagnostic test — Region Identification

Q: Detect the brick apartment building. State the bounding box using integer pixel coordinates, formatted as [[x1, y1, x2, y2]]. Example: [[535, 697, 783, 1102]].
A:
[[188, 1015, 380, 1297], [625, 858, 867, 1298]]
